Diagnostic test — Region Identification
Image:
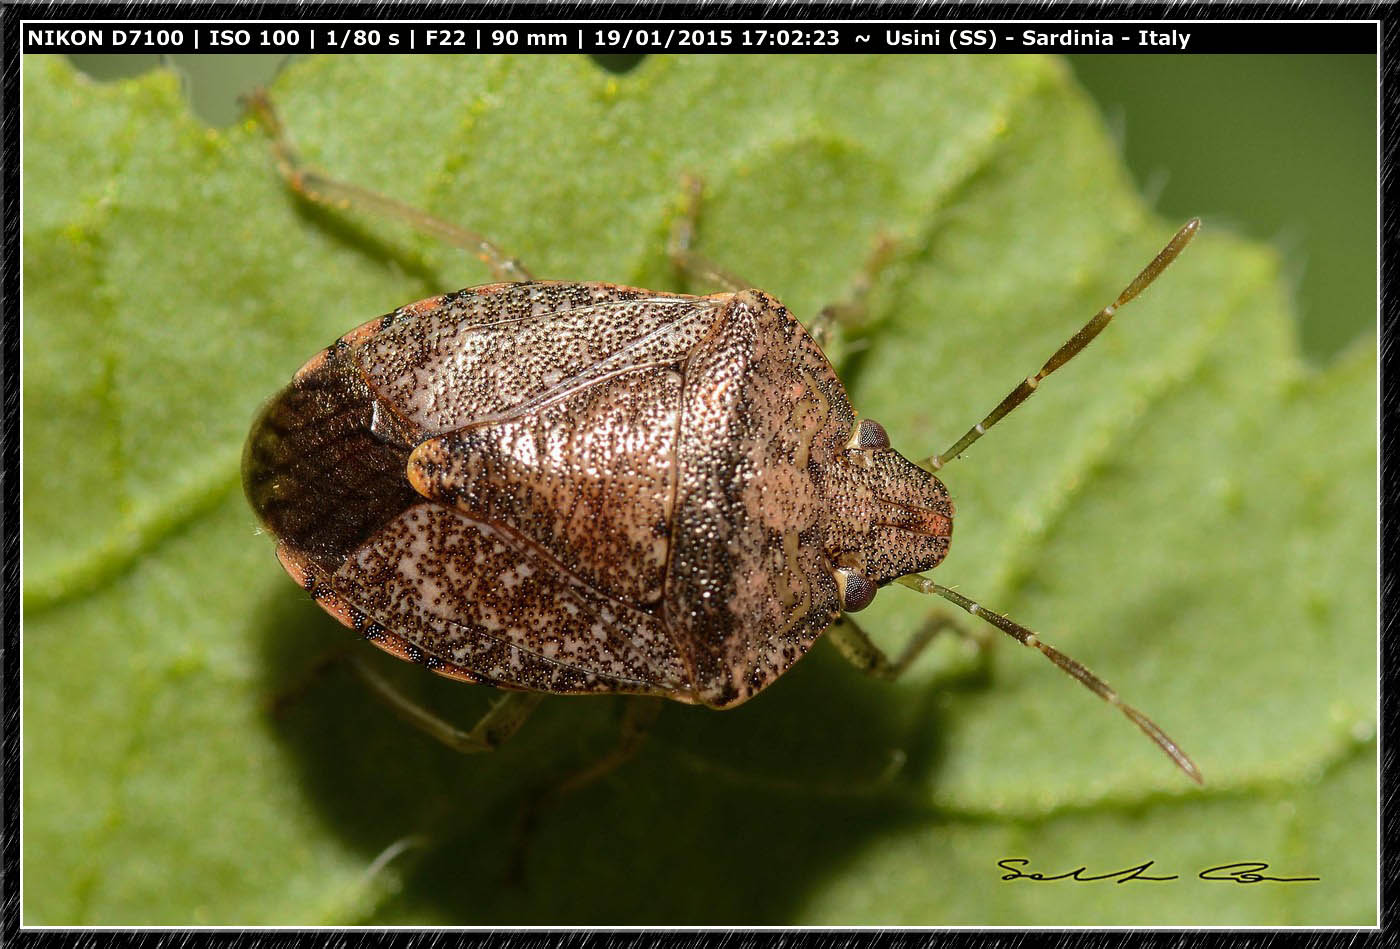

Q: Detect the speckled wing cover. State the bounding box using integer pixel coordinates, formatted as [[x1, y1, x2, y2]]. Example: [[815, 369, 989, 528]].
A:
[[290, 282, 856, 707]]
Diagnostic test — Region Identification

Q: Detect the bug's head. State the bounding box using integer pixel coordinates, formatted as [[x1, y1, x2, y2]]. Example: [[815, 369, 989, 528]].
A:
[[820, 418, 955, 613]]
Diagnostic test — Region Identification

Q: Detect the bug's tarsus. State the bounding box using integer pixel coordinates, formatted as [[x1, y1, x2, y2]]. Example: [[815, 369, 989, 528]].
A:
[[921, 219, 1200, 471], [359, 834, 429, 892], [897, 574, 1203, 784], [244, 87, 533, 283]]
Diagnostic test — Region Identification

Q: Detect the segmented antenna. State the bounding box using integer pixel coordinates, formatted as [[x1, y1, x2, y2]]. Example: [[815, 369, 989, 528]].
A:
[[923, 220, 1200, 471], [897, 574, 1202, 783]]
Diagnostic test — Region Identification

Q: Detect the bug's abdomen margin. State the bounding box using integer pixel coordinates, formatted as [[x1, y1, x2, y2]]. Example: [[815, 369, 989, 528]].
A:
[[243, 343, 421, 574]]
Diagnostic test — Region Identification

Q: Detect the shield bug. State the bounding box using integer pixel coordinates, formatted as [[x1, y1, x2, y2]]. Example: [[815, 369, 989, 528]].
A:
[[243, 91, 1202, 783]]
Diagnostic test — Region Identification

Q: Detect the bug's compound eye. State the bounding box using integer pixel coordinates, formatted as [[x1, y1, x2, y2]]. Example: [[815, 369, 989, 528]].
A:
[[835, 567, 878, 613], [846, 418, 891, 452]]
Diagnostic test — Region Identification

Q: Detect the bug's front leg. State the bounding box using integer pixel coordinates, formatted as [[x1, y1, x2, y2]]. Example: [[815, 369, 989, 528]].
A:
[[351, 656, 546, 753], [245, 88, 534, 283], [826, 611, 984, 682]]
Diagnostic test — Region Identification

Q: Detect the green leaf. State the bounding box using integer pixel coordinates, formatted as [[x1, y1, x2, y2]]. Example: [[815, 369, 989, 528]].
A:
[[23, 54, 1376, 925]]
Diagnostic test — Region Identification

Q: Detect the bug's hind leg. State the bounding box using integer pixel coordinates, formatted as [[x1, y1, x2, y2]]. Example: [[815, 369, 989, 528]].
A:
[[807, 232, 899, 349], [667, 174, 754, 293], [351, 656, 545, 753], [266, 641, 357, 719], [245, 88, 533, 283], [508, 696, 662, 884], [827, 610, 985, 682]]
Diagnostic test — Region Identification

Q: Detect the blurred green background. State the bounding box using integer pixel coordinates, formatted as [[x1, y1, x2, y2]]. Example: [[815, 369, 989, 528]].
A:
[[68, 53, 1377, 363], [1067, 54, 1375, 362]]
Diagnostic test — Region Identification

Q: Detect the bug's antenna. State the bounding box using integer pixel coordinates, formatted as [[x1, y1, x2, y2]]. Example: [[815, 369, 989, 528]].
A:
[[921, 219, 1200, 472], [897, 574, 1202, 783]]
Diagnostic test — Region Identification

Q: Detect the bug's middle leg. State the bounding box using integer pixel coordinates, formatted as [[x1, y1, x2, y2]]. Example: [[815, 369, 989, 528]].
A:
[[245, 89, 533, 283], [553, 695, 662, 798], [508, 696, 662, 884], [667, 173, 754, 293], [807, 232, 899, 348]]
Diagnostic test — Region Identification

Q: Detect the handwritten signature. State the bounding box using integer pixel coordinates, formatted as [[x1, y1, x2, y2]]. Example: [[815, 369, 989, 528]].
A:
[[998, 859, 1320, 885]]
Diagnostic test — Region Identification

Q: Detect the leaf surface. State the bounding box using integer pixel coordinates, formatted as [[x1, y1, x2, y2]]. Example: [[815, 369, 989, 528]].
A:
[[23, 54, 1376, 925]]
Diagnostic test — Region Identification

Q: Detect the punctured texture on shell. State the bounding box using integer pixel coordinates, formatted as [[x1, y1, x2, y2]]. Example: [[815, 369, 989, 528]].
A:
[[244, 282, 954, 708]]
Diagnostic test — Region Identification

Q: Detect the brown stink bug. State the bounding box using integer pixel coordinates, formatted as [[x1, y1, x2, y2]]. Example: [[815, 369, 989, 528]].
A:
[[242, 91, 1202, 785]]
